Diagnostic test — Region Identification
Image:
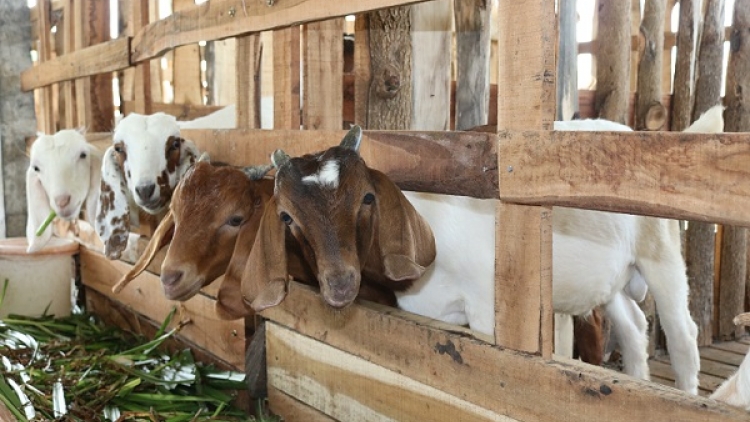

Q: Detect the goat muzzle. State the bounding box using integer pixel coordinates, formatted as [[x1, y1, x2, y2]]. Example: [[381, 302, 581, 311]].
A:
[[319, 267, 360, 309]]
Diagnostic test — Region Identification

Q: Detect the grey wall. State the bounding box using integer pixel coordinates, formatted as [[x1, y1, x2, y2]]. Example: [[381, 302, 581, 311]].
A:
[[0, 2, 36, 237]]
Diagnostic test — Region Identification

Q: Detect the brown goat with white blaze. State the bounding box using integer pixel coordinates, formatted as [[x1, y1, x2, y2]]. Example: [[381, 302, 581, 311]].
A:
[[240, 126, 436, 312]]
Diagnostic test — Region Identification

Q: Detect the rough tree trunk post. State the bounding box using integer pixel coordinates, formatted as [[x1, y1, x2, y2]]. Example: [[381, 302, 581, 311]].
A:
[[688, 0, 724, 347], [454, 0, 492, 129], [671, 0, 701, 131], [557, 0, 578, 121], [720, 0, 750, 340], [635, 0, 666, 130], [594, 0, 631, 123]]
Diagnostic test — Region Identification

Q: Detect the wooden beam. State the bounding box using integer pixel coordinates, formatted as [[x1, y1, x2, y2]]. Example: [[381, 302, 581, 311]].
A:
[[261, 282, 750, 421], [80, 248, 245, 369], [130, 0, 433, 63], [303, 19, 344, 130], [267, 322, 518, 422], [268, 387, 337, 422], [181, 128, 498, 198], [498, 130, 750, 227], [21, 37, 130, 91]]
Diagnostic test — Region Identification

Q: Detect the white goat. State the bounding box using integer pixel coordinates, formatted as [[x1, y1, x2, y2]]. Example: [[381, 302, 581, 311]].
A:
[[175, 105, 237, 130], [97, 112, 199, 259], [710, 313, 750, 410], [26, 129, 102, 253], [399, 105, 724, 394]]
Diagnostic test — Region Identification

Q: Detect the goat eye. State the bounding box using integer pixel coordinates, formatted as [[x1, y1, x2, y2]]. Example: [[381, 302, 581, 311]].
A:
[[226, 215, 243, 227], [280, 212, 293, 226], [79, 152, 87, 159], [363, 193, 375, 205], [33, 166, 40, 172], [114, 145, 123, 153], [171, 138, 181, 150]]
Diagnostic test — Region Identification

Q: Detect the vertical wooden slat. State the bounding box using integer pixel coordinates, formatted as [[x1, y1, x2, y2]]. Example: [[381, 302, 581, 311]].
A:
[[273, 27, 301, 129], [662, 0, 677, 95], [671, 0, 700, 131], [556, 0, 578, 121], [172, 0, 201, 106], [630, 0, 642, 94], [634, 0, 667, 130], [62, 0, 76, 128], [82, 0, 113, 131], [303, 19, 344, 130], [36, 0, 55, 133], [495, 0, 556, 358], [235, 34, 261, 129], [594, 0, 631, 123], [454, 0, 492, 130]]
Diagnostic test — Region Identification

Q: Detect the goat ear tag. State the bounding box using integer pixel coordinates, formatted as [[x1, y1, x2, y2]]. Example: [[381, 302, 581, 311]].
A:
[[383, 254, 426, 282], [250, 279, 287, 312], [340, 125, 362, 152]]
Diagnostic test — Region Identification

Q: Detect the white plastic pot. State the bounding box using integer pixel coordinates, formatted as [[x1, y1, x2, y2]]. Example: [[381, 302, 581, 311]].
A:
[[0, 237, 79, 319]]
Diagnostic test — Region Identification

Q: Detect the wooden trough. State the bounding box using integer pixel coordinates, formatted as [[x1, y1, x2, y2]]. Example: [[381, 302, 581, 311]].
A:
[[20, 0, 750, 420]]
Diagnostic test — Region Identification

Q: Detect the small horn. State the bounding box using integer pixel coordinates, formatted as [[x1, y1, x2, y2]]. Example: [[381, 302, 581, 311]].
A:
[[271, 149, 290, 169], [242, 164, 273, 180], [340, 125, 362, 152], [197, 152, 211, 162]]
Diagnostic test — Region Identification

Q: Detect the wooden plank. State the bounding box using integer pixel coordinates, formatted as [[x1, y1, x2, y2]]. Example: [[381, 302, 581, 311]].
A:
[[181, 128, 498, 198], [35, 0, 56, 133], [261, 282, 750, 421], [303, 19, 344, 130], [79, 248, 245, 369], [411, 0, 451, 131], [235, 34, 261, 129], [453, 0, 492, 130], [711, 341, 750, 356], [700, 347, 747, 367], [267, 322, 517, 422], [130, 0, 432, 63], [654, 354, 739, 379], [171, 0, 202, 106], [62, 0, 77, 128], [273, 27, 301, 129], [21, 37, 130, 92], [495, 203, 553, 356], [268, 387, 338, 422], [648, 359, 724, 394], [81, 0, 114, 132], [498, 130, 750, 228], [120, 101, 224, 120]]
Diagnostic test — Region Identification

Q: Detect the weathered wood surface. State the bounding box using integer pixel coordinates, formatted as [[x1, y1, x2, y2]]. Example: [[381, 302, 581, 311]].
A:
[[454, 0, 492, 129], [261, 282, 750, 422], [594, 0, 631, 123], [273, 27, 301, 129], [268, 387, 337, 422], [235, 34, 262, 129], [634, 0, 666, 130], [267, 322, 518, 422], [80, 0, 114, 132], [171, 0, 202, 106], [80, 248, 245, 369], [556, 0, 578, 121], [671, 0, 700, 131], [20, 37, 130, 91], [120, 101, 225, 121], [498, 130, 750, 228], [303, 19, 343, 130], [34, 0, 57, 133], [181, 128, 498, 198], [130, 0, 431, 63]]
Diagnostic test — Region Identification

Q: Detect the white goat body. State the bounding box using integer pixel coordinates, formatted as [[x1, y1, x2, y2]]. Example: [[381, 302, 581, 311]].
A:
[[397, 105, 723, 394], [710, 313, 750, 410], [175, 105, 237, 130], [26, 129, 102, 252]]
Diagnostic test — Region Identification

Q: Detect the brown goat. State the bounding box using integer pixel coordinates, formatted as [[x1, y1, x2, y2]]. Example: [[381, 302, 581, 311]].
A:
[[112, 159, 274, 308], [238, 126, 436, 314]]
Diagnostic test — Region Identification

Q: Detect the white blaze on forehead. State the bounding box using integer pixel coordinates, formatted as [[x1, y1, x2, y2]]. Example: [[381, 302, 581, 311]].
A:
[[302, 159, 340, 189]]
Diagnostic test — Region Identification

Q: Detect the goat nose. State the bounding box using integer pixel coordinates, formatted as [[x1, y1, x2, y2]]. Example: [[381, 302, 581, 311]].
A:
[[161, 270, 183, 287], [136, 184, 156, 201], [55, 195, 71, 208]]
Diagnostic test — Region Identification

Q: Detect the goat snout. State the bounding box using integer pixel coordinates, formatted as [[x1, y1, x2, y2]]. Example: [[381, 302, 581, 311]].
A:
[[320, 268, 360, 309], [161, 270, 183, 287], [55, 194, 71, 209], [135, 183, 157, 202]]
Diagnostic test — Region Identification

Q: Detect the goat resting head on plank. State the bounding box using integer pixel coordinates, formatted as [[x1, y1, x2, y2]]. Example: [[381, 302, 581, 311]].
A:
[[240, 126, 436, 313]]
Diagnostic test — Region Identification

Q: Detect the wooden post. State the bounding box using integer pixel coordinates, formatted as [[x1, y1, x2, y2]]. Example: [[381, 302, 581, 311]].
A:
[[634, 0, 666, 130], [671, 0, 700, 131], [62, 0, 77, 128], [687, 0, 725, 347], [454, 0, 492, 129], [557, 0, 578, 121], [594, 0, 631, 123], [172, 0, 202, 106], [81, 0, 113, 131], [235, 34, 261, 129], [303, 19, 344, 130], [496, 0, 556, 358], [35, 0, 55, 133], [719, 0, 750, 340], [273, 27, 301, 129]]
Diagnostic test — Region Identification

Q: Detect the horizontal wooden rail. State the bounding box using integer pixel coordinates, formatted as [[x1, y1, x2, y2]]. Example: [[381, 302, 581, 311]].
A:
[[131, 0, 429, 63], [262, 282, 749, 421], [20, 37, 131, 91], [499, 130, 750, 227]]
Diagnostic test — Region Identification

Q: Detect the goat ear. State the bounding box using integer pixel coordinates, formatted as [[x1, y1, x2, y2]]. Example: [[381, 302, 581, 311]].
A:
[[241, 196, 289, 312], [112, 209, 174, 293], [84, 144, 103, 226], [271, 149, 290, 169], [25, 166, 53, 253], [371, 169, 436, 283], [340, 125, 362, 152], [178, 139, 199, 178], [96, 146, 131, 259], [242, 164, 273, 181], [197, 151, 210, 163]]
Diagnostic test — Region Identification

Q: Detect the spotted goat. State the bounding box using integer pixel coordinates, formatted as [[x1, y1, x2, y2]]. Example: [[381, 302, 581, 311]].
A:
[[97, 112, 199, 259]]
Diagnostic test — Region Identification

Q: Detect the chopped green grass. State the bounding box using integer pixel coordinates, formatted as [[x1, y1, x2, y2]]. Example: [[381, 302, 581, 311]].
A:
[[0, 312, 276, 421]]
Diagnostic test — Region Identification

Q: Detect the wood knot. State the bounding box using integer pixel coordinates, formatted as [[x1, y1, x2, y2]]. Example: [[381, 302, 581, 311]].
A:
[[375, 64, 402, 99]]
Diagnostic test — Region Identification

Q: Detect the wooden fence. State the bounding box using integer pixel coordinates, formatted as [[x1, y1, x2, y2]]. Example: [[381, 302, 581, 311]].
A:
[[21, 0, 750, 420]]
